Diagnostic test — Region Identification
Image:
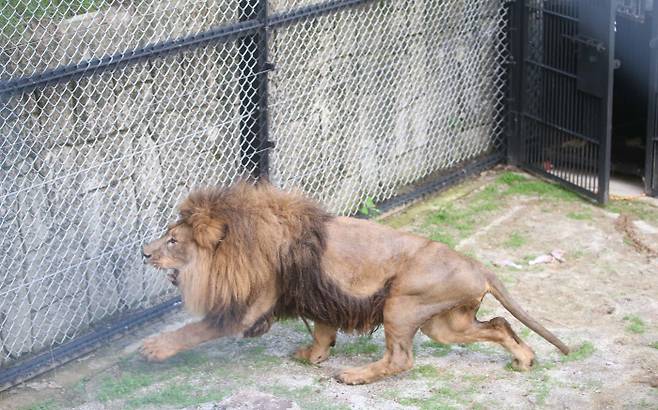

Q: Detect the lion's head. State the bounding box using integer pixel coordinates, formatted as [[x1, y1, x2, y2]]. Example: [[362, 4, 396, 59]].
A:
[[143, 182, 318, 319]]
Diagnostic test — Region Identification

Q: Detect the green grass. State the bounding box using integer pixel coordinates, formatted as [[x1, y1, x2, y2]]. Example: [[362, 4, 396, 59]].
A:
[[422, 341, 453, 357], [409, 364, 441, 379], [397, 385, 463, 410], [462, 342, 498, 354], [561, 341, 595, 362], [566, 211, 593, 220], [430, 231, 457, 248], [277, 318, 312, 334], [608, 200, 658, 225], [423, 186, 502, 247], [334, 336, 380, 356], [503, 232, 526, 249], [496, 172, 579, 201], [97, 373, 155, 402], [650, 341, 658, 350], [19, 400, 58, 410], [532, 375, 552, 406], [623, 315, 646, 334], [519, 327, 531, 339], [125, 384, 226, 410]]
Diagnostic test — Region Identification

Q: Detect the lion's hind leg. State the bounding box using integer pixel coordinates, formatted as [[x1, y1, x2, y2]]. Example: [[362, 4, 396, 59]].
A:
[[294, 321, 337, 364], [421, 303, 535, 371]]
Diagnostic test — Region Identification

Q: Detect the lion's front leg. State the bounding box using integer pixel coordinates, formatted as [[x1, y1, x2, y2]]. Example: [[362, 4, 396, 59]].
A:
[[294, 321, 337, 364], [140, 320, 224, 362]]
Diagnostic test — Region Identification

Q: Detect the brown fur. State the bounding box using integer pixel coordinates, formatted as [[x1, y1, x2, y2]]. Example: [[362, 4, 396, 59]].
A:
[[141, 181, 570, 384]]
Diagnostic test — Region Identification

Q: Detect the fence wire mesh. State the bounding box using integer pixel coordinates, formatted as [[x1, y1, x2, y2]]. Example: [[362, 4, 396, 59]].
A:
[[0, 0, 508, 384], [269, 0, 509, 214]]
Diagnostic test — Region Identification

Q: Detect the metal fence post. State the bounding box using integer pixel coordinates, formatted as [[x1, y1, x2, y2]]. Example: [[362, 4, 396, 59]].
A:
[[239, 0, 272, 179], [506, 0, 525, 166]]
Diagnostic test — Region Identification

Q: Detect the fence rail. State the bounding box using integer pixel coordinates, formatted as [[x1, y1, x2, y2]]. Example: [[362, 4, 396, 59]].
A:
[[0, 0, 509, 389]]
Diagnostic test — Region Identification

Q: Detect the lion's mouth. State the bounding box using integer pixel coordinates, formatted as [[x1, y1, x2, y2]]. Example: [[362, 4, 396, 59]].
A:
[[167, 270, 180, 287]]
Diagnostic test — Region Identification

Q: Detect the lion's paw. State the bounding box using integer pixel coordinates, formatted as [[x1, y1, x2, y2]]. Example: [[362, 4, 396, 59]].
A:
[[140, 335, 180, 362], [293, 346, 329, 364], [335, 368, 369, 385], [510, 357, 535, 372]]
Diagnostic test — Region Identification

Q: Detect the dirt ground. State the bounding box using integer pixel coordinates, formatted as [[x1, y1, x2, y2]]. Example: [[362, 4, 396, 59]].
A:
[[2, 167, 657, 410]]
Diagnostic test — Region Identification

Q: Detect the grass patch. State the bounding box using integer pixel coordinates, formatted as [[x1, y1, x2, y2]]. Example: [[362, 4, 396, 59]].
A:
[[532, 375, 552, 406], [519, 327, 531, 339], [430, 231, 457, 248], [462, 343, 498, 354], [97, 373, 155, 402], [423, 189, 502, 247], [409, 364, 440, 379], [334, 336, 380, 356], [242, 346, 283, 367], [623, 315, 646, 334], [125, 384, 226, 410], [650, 341, 658, 350], [561, 341, 595, 362], [397, 385, 463, 410], [497, 172, 578, 201], [475, 306, 494, 319], [608, 200, 658, 225], [422, 341, 452, 357], [277, 318, 311, 334], [566, 211, 593, 220], [503, 232, 526, 249], [19, 400, 58, 410]]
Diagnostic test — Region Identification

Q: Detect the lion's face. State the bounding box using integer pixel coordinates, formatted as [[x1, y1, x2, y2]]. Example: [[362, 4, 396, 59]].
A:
[[143, 223, 198, 286]]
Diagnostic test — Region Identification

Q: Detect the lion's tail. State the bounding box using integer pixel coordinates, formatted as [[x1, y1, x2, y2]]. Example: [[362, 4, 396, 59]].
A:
[[486, 272, 570, 355]]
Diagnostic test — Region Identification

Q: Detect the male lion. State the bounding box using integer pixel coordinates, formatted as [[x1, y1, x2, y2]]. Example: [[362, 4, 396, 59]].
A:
[[141, 182, 569, 384]]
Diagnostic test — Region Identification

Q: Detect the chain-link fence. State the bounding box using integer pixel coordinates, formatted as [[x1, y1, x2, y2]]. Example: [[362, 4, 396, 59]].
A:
[[0, 0, 509, 388]]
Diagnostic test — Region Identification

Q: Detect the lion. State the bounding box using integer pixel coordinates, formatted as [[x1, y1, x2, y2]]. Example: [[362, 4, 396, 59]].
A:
[[141, 181, 570, 384]]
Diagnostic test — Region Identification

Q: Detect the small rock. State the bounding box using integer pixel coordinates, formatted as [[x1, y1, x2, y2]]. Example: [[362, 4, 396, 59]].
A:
[[493, 259, 523, 269]]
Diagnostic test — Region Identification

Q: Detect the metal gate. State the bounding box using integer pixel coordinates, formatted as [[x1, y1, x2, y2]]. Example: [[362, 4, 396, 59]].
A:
[[508, 0, 616, 203], [647, 3, 658, 196]]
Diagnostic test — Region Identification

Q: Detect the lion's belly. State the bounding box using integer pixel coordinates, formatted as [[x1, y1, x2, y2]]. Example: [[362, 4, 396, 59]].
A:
[[321, 217, 428, 297]]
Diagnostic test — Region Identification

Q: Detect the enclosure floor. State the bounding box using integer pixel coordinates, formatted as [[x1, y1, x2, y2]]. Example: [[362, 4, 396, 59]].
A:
[[2, 167, 657, 410], [610, 174, 645, 198]]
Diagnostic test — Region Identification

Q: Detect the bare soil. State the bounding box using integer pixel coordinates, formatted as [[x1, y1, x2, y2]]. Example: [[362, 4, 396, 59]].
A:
[[2, 168, 657, 410]]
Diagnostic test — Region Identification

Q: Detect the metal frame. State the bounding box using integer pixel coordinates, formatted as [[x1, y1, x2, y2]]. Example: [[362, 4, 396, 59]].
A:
[[646, 3, 658, 196]]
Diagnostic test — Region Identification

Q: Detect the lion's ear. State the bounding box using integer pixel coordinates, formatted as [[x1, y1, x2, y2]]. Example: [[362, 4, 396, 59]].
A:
[[189, 214, 226, 249]]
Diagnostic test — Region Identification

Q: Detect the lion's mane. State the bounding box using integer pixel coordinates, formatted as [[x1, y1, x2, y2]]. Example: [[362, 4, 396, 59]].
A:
[[176, 182, 390, 334]]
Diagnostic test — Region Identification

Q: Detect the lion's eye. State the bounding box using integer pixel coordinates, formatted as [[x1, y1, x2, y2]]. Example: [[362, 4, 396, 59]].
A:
[[167, 238, 177, 245]]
